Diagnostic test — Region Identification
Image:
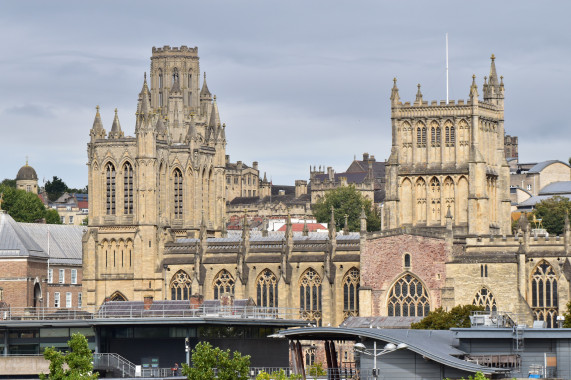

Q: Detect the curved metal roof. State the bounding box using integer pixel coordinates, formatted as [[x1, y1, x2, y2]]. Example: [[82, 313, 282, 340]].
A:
[[539, 181, 571, 195], [278, 326, 507, 375], [528, 160, 570, 174]]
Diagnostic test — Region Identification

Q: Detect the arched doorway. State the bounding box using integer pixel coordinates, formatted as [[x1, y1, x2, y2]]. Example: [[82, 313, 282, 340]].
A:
[[33, 282, 42, 308]]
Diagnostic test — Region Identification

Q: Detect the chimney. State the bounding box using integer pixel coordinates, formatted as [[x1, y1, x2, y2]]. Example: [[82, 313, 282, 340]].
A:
[[362, 152, 369, 161], [237, 161, 242, 170], [189, 294, 204, 309], [253, 161, 259, 171], [370, 155, 375, 162], [144, 295, 153, 310], [225, 155, 230, 165], [327, 167, 334, 181]]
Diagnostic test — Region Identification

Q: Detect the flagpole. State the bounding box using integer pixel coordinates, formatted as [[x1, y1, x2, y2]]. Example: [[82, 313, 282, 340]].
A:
[[446, 33, 449, 104]]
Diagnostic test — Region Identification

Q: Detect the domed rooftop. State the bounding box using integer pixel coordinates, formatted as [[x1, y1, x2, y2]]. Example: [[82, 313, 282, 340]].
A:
[[16, 161, 38, 181]]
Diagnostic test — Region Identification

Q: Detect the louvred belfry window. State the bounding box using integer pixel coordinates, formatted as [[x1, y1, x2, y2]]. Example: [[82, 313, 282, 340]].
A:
[[106, 163, 116, 215], [174, 169, 183, 219], [123, 163, 133, 215]]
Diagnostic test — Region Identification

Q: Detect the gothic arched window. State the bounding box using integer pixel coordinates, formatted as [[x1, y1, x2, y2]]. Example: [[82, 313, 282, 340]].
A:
[[436, 127, 441, 146], [174, 169, 183, 219], [109, 291, 127, 301], [531, 261, 558, 328], [305, 347, 316, 367], [422, 127, 427, 145], [343, 268, 360, 318], [299, 268, 322, 325], [123, 162, 133, 215], [257, 269, 278, 307], [473, 287, 497, 312], [431, 127, 436, 146], [387, 274, 430, 317], [171, 270, 192, 300], [105, 163, 116, 215], [213, 270, 235, 300], [158, 69, 163, 88], [450, 126, 456, 144], [172, 68, 179, 85]]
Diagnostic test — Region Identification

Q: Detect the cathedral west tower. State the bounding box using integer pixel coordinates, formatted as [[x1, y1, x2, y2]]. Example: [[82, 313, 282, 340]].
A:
[[83, 46, 227, 306], [383, 55, 511, 235]]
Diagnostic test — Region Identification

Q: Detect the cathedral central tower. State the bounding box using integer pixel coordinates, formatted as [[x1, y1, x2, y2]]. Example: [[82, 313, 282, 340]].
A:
[[383, 55, 511, 235]]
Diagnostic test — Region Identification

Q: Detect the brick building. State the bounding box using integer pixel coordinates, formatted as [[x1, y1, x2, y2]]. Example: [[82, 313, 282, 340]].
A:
[[0, 210, 84, 310]]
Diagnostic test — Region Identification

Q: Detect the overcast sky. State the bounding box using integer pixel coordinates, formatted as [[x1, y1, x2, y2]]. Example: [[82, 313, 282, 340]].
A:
[[0, 1, 569, 189]]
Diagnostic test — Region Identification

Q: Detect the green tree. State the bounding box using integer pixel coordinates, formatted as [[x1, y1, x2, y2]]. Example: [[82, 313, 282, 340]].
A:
[[1, 178, 16, 188], [445, 371, 488, 380], [39, 333, 98, 380], [533, 195, 571, 235], [0, 185, 61, 224], [411, 305, 484, 330], [45, 176, 68, 202], [311, 185, 381, 232], [562, 300, 571, 328], [45, 209, 63, 224], [181, 341, 250, 380]]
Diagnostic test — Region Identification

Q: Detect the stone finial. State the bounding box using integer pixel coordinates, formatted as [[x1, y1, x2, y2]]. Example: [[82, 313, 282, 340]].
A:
[[491, 53, 495, 61], [302, 217, 309, 237]]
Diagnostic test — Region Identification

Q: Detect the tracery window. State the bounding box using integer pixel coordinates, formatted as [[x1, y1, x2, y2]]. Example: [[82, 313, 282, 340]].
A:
[[430, 126, 441, 147], [450, 126, 455, 144], [105, 163, 116, 215], [174, 169, 183, 219], [158, 69, 163, 88], [299, 268, 322, 325], [343, 268, 360, 318], [213, 270, 235, 300], [473, 287, 497, 312], [171, 270, 192, 300], [305, 348, 316, 367], [257, 270, 278, 307], [123, 162, 133, 215], [109, 291, 127, 301], [531, 261, 558, 328], [387, 274, 430, 317]]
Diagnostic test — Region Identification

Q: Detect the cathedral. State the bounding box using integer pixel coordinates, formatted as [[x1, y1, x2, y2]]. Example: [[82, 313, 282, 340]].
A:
[[83, 47, 569, 330]]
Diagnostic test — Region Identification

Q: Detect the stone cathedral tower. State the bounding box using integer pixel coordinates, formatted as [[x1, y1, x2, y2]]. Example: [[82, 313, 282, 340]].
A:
[[384, 55, 511, 235], [83, 46, 227, 306]]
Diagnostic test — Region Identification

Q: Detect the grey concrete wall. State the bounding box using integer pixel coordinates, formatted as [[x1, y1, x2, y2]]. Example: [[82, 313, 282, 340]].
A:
[[0, 355, 50, 376]]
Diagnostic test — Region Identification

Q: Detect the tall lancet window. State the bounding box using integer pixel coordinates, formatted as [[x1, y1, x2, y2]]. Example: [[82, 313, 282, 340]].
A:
[[174, 169, 183, 219], [123, 162, 133, 215], [257, 269, 278, 308], [105, 163, 116, 215]]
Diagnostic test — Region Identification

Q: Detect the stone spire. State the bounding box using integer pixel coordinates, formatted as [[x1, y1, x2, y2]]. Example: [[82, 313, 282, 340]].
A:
[[360, 205, 367, 234], [390, 77, 400, 105], [488, 54, 499, 88], [209, 95, 220, 128], [200, 72, 211, 98], [90, 105, 107, 140], [328, 206, 336, 240], [302, 217, 309, 236], [136, 73, 153, 131], [469, 74, 479, 100], [108, 108, 124, 139], [414, 83, 423, 104], [185, 114, 198, 143]]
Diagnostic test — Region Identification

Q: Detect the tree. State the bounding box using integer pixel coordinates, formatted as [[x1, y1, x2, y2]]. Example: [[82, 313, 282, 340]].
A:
[[411, 305, 484, 330], [0, 185, 61, 224], [181, 341, 250, 380], [40, 333, 98, 380], [562, 300, 571, 328], [532, 195, 571, 236], [1, 178, 16, 188], [45, 176, 68, 202], [311, 185, 381, 232]]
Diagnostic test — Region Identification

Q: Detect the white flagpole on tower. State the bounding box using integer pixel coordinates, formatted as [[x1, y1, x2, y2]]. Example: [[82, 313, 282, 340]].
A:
[[446, 33, 449, 104]]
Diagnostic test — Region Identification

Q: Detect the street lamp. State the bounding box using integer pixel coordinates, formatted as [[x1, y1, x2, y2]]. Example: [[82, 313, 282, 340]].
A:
[[354, 341, 408, 377]]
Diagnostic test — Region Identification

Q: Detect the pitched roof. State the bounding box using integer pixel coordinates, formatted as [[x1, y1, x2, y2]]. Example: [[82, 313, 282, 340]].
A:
[[18, 222, 85, 265], [276, 223, 327, 232], [0, 212, 47, 258]]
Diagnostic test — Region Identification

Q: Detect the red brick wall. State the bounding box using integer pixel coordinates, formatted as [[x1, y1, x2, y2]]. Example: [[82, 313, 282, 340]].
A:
[[46, 265, 83, 308], [361, 234, 448, 315], [0, 258, 47, 308]]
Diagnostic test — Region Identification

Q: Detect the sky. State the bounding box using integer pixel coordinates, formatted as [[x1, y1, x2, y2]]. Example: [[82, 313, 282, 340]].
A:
[[0, 1, 570, 189]]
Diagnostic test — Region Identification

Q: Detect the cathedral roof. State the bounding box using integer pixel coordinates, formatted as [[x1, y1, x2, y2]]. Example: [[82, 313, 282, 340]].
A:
[[16, 162, 38, 181]]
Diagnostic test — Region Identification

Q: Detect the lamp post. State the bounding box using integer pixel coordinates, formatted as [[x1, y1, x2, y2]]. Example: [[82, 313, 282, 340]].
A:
[[354, 341, 408, 377]]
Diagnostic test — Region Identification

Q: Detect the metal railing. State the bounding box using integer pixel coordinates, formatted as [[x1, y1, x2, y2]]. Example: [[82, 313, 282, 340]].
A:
[[93, 353, 135, 378], [0, 305, 303, 321]]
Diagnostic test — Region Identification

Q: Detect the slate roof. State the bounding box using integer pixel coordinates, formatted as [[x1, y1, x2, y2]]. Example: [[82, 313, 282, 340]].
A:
[[312, 171, 369, 185], [539, 181, 571, 195], [517, 194, 571, 209], [346, 160, 386, 180], [528, 160, 570, 174], [0, 212, 47, 258], [341, 316, 422, 329], [18, 222, 85, 265]]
